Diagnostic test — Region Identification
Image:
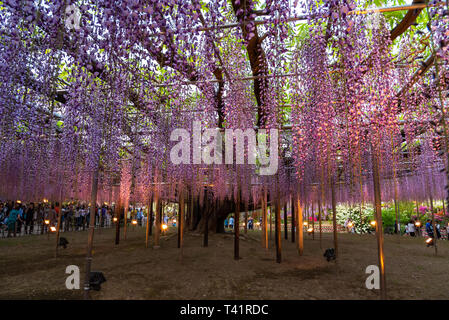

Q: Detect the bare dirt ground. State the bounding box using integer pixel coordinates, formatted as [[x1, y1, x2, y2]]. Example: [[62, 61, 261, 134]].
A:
[[1, 226, 448, 300]]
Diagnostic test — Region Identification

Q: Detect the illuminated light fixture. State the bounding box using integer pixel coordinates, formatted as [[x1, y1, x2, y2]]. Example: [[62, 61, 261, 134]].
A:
[[370, 220, 376, 227], [50, 226, 57, 232], [415, 221, 421, 227], [426, 238, 433, 244], [173, 219, 177, 223], [347, 221, 354, 228], [16, 200, 21, 204], [113, 217, 118, 222], [307, 227, 313, 233], [131, 219, 137, 225], [104, 202, 108, 205], [44, 219, 50, 225], [162, 224, 168, 231], [303, 222, 308, 226], [255, 222, 261, 226]]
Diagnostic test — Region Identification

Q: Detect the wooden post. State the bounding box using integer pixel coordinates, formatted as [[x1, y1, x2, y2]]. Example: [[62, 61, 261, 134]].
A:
[[291, 195, 295, 243], [154, 197, 161, 248], [234, 186, 240, 260], [311, 201, 315, 240], [115, 185, 121, 245], [179, 189, 185, 259], [244, 201, 248, 234], [275, 191, 282, 263], [55, 182, 63, 258], [204, 189, 209, 248], [177, 192, 181, 249], [283, 202, 288, 240], [430, 195, 438, 255], [123, 200, 128, 240], [262, 187, 268, 250], [296, 195, 303, 255], [318, 197, 322, 249], [331, 176, 338, 259], [372, 147, 387, 300], [269, 201, 273, 240], [146, 195, 153, 248], [83, 167, 99, 300]]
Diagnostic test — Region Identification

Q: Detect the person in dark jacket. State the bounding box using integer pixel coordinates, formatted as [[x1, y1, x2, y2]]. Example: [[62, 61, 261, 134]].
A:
[[25, 203, 35, 234]]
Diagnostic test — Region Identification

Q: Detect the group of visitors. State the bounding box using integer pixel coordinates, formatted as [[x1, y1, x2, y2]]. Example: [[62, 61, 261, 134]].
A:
[[224, 216, 258, 230], [404, 219, 446, 239], [0, 200, 115, 238]]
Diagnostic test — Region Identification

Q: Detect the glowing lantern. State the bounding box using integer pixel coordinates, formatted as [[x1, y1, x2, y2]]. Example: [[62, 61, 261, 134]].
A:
[[16, 200, 21, 204], [370, 220, 376, 227], [347, 221, 354, 228], [131, 220, 137, 225], [162, 224, 168, 231], [307, 227, 313, 233], [44, 219, 50, 225], [303, 222, 308, 226], [50, 226, 56, 232], [415, 221, 421, 227], [113, 217, 118, 222]]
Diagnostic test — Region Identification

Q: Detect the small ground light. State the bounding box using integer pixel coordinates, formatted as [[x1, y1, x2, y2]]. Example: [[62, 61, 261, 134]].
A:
[[307, 227, 313, 233], [131, 219, 137, 225], [415, 221, 421, 227], [44, 220, 50, 225], [50, 226, 56, 232], [426, 238, 434, 247], [162, 224, 168, 231], [173, 219, 177, 223], [370, 220, 376, 227], [255, 222, 260, 226], [113, 217, 118, 222], [17, 200, 21, 204], [347, 221, 354, 228], [303, 222, 308, 226]]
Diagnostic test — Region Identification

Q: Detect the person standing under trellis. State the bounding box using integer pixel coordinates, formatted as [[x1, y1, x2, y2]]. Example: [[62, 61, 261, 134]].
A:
[[7, 203, 21, 238], [25, 203, 34, 235], [407, 220, 415, 237]]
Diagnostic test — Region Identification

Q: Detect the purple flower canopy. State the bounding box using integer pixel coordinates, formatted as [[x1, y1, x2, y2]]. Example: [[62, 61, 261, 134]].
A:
[[0, 0, 448, 208]]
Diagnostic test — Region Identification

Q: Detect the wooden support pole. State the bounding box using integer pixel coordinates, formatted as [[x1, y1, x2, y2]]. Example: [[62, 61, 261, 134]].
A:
[[54, 182, 63, 258], [318, 197, 322, 249], [83, 167, 99, 300], [179, 189, 185, 259], [372, 148, 387, 300], [291, 195, 295, 243], [331, 176, 338, 259], [234, 186, 240, 260], [123, 199, 128, 240], [269, 200, 273, 240], [154, 197, 161, 248], [430, 195, 438, 255], [262, 187, 268, 250], [275, 192, 282, 263], [284, 202, 288, 240], [204, 190, 209, 248], [311, 201, 315, 240], [145, 195, 153, 248], [115, 195, 121, 245], [296, 195, 303, 255], [244, 201, 248, 234]]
